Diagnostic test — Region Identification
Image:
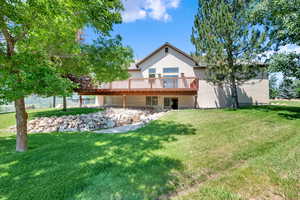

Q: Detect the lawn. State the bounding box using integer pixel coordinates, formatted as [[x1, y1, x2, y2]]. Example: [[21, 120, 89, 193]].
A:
[[271, 99, 300, 107], [0, 106, 299, 200]]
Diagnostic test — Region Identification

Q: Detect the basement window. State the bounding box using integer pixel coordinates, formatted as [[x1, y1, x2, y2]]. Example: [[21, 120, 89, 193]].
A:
[[146, 96, 158, 106]]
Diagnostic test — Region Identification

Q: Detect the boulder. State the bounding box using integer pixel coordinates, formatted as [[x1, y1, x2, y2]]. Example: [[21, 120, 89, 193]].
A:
[[9, 108, 166, 133]]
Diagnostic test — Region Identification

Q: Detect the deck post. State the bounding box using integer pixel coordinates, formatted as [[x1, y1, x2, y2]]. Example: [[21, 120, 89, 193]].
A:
[[79, 95, 83, 108], [122, 95, 126, 109], [128, 79, 131, 89], [194, 95, 198, 109]]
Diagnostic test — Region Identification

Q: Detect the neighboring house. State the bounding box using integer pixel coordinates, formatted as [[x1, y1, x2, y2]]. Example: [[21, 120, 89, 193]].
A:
[[78, 43, 269, 109]]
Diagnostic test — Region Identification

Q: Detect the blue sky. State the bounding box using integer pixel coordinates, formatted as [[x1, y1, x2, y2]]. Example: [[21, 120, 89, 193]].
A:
[[85, 0, 198, 59], [84, 0, 300, 61]]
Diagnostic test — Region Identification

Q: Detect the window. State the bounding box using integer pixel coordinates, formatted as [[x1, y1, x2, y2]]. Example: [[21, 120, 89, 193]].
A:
[[164, 98, 171, 107], [146, 96, 158, 106], [165, 47, 169, 53], [163, 67, 179, 73], [148, 68, 156, 78]]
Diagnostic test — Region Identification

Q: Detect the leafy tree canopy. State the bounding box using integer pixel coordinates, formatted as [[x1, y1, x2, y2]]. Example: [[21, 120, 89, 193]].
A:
[[0, 0, 126, 104], [252, 0, 300, 47], [81, 35, 133, 84], [0, 51, 75, 104], [0, 0, 132, 152], [268, 52, 300, 79]]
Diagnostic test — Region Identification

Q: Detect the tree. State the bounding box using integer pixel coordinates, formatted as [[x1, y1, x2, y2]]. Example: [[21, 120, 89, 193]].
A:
[[80, 36, 133, 83], [268, 51, 300, 99], [268, 52, 300, 79], [269, 74, 279, 99], [60, 35, 134, 111], [0, 0, 129, 152], [293, 80, 300, 98], [278, 78, 296, 99], [191, 0, 268, 109], [252, 0, 300, 47]]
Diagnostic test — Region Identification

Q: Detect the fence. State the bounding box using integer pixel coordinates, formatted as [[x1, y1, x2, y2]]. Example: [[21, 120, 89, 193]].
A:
[[0, 95, 96, 113]]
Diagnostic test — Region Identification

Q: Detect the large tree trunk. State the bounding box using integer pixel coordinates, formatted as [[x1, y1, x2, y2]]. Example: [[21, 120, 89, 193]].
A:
[[226, 45, 239, 109], [63, 96, 67, 111], [79, 95, 83, 108], [3, 24, 29, 152], [230, 76, 239, 109], [15, 98, 28, 152]]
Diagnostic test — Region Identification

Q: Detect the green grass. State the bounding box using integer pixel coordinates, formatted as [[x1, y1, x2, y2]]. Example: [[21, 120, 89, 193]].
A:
[[271, 99, 300, 107], [0, 105, 299, 200]]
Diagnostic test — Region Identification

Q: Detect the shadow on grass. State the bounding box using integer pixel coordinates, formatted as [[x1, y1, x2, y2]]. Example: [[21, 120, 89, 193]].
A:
[[0, 120, 196, 200], [30, 107, 102, 118]]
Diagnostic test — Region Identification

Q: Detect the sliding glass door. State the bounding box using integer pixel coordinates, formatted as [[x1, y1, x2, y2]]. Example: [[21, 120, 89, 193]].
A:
[[163, 75, 178, 88]]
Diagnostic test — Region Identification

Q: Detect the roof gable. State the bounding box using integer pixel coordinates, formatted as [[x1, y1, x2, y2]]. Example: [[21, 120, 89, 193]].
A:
[[136, 43, 199, 68]]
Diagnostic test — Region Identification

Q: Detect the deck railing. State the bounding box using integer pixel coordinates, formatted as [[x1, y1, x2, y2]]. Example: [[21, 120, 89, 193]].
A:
[[98, 77, 199, 90]]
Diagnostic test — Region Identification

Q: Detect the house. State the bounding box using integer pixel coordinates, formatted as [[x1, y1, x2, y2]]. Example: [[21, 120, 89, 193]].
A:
[[78, 43, 269, 109]]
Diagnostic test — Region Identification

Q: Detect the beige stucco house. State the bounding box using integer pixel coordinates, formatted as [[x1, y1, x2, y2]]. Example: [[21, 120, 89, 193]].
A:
[[78, 43, 269, 109]]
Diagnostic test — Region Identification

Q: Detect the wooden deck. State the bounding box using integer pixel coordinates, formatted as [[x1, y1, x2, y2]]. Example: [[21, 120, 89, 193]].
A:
[[77, 77, 199, 96]]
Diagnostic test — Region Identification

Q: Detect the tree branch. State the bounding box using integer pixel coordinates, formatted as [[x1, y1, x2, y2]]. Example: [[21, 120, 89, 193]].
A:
[[14, 29, 28, 42], [0, 18, 15, 56]]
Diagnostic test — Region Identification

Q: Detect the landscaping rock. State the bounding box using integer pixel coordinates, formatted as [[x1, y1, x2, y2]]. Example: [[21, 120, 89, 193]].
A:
[[9, 108, 167, 133]]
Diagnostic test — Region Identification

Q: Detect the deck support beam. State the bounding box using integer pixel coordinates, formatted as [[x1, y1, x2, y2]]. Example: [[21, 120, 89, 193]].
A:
[[122, 95, 126, 109], [194, 95, 198, 109]]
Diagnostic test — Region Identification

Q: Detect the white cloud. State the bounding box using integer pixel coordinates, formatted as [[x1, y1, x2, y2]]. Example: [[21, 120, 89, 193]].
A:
[[263, 44, 300, 59], [121, 0, 181, 23], [278, 44, 300, 54]]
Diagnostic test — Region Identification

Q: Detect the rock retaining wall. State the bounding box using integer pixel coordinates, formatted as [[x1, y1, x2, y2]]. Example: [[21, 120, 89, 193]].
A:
[[10, 108, 166, 133]]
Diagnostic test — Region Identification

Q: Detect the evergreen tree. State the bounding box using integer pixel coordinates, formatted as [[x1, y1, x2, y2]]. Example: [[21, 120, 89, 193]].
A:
[[293, 80, 300, 98], [192, 0, 268, 109], [269, 74, 279, 99], [278, 78, 296, 99]]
